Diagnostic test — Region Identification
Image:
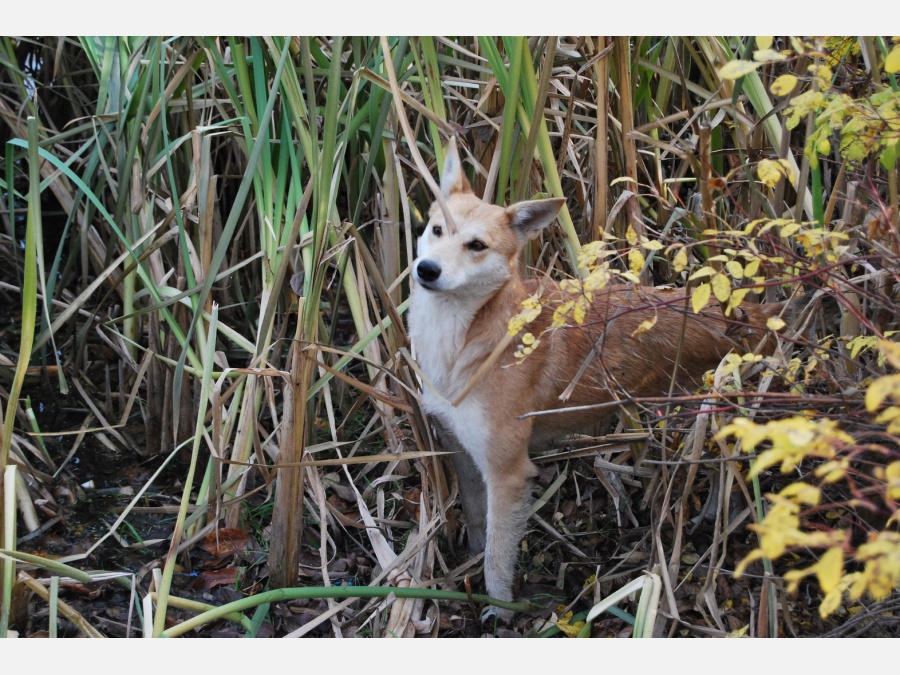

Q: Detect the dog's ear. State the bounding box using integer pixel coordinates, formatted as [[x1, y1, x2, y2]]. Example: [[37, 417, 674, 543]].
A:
[[507, 197, 566, 240], [440, 137, 472, 197]]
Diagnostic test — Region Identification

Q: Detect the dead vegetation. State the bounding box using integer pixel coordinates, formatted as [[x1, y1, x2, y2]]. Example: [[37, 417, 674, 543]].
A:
[[1, 36, 899, 637]]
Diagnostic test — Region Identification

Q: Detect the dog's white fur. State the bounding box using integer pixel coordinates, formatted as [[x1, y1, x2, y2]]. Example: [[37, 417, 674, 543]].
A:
[[409, 139, 780, 620]]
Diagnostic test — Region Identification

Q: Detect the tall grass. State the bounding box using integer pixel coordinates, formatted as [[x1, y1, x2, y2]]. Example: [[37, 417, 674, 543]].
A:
[[0, 36, 897, 637]]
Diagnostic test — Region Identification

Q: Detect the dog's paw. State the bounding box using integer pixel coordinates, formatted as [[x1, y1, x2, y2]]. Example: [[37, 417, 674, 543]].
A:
[[481, 605, 515, 625]]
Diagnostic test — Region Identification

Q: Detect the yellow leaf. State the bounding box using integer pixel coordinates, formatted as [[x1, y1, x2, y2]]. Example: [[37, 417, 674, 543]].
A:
[[777, 159, 797, 186], [726, 288, 750, 315], [507, 296, 543, 336], [816, 548, 844, 594], [753, 49, 787, 63], [720, 353, 742, 377], [875, 407, 900, 435], [851, 531, 900, 602], [886, 45, 900, 73], [770, 74, 798, 96], [744, 258, 761, 277], [552, 300, 575, 328], [866, 374, 900, 412], [886, 461, 900, 501], [767, 317, 786, 331], [631, 316, 657, 337], [758, 158, 791, 188], [780, 221, 801, 237], [688, 266, 716, 281], [584, 266, 610, 291], [819, 588, 844, 618], [643, 239, 664, 251], [721, 416, 850, 478], [672, 247, 688, 273], [848, 335, 878, 360], [625, 224, 638, 246], [726, 625, 750, 638], [725, 260, 744, 279], [628, 248, 645, 276], [712, 273, 732, 302], [718, 60, 762, 80], [756, 36, 774, 50], [807, 63, 833, 82], [815, 459, 848, 484], [555, 611, 585, 638], [560, 279, 584, 299], [578, 240, 611, 270], [880, 340, 900, 369], [572, 299, 587, 325], [691, 283, 711, 314], [778, 482, 821, 506]]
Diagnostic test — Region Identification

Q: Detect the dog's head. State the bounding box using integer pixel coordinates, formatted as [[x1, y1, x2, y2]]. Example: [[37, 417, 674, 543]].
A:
[[413, 139, 565, 299]]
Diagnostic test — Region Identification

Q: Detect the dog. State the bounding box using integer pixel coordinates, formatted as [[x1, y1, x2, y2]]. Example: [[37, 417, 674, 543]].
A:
[[408, 139, 783, 620]]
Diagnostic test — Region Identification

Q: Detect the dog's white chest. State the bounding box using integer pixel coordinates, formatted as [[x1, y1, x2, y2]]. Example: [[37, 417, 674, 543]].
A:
[[409, 289, 491, 470], [408, 289, 474, 392]]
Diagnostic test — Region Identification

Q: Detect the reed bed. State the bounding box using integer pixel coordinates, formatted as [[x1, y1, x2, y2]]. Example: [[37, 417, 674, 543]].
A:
[[0, 36, 898, 637]]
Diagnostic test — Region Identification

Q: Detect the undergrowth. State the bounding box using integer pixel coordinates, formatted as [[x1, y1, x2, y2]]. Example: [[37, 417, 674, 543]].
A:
[[0, 35, 898, 638]]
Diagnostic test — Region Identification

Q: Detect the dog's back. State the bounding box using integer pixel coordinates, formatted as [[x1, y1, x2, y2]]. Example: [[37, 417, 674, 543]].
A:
[[491, 280, 783, 443]]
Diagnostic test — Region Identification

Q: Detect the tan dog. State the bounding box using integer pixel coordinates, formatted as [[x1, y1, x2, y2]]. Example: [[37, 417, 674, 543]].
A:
[[408, 140, 781, 620]]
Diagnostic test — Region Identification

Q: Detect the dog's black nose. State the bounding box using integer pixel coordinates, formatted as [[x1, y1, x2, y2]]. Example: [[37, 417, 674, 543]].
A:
[[416, 259, 441, 283]]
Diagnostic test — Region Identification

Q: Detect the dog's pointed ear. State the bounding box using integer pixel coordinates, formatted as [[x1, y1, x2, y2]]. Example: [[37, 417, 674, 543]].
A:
[[440, 137, 472, 197], [507, 197, 566, 240]]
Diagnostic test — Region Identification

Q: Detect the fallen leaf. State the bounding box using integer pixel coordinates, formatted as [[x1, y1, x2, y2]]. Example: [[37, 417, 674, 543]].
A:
[[201, 528, 253, 556], [192, 567, 241, 591], [555, 611, 586, 638]]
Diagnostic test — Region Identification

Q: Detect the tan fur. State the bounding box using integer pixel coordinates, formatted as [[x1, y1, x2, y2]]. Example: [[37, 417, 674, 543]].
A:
[[408, 140, 781, 619]]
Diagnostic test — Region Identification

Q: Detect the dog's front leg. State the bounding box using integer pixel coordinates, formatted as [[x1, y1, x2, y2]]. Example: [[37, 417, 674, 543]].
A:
[[433, 419, 488, 553], [449, 443, 488, 554], [482, 435, 537, 622]]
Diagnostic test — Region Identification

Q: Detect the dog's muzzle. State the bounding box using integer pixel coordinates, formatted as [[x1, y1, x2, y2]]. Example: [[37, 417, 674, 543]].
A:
[[415, 259, 442, 287]]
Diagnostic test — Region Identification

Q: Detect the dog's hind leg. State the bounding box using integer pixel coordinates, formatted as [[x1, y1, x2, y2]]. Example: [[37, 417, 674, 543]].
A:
[[435, 421, 488, 553]]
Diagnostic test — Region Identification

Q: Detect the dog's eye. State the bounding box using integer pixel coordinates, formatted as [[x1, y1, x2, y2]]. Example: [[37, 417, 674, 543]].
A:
[[467, 240, 487, 252], [432, 225, 443, 237]]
